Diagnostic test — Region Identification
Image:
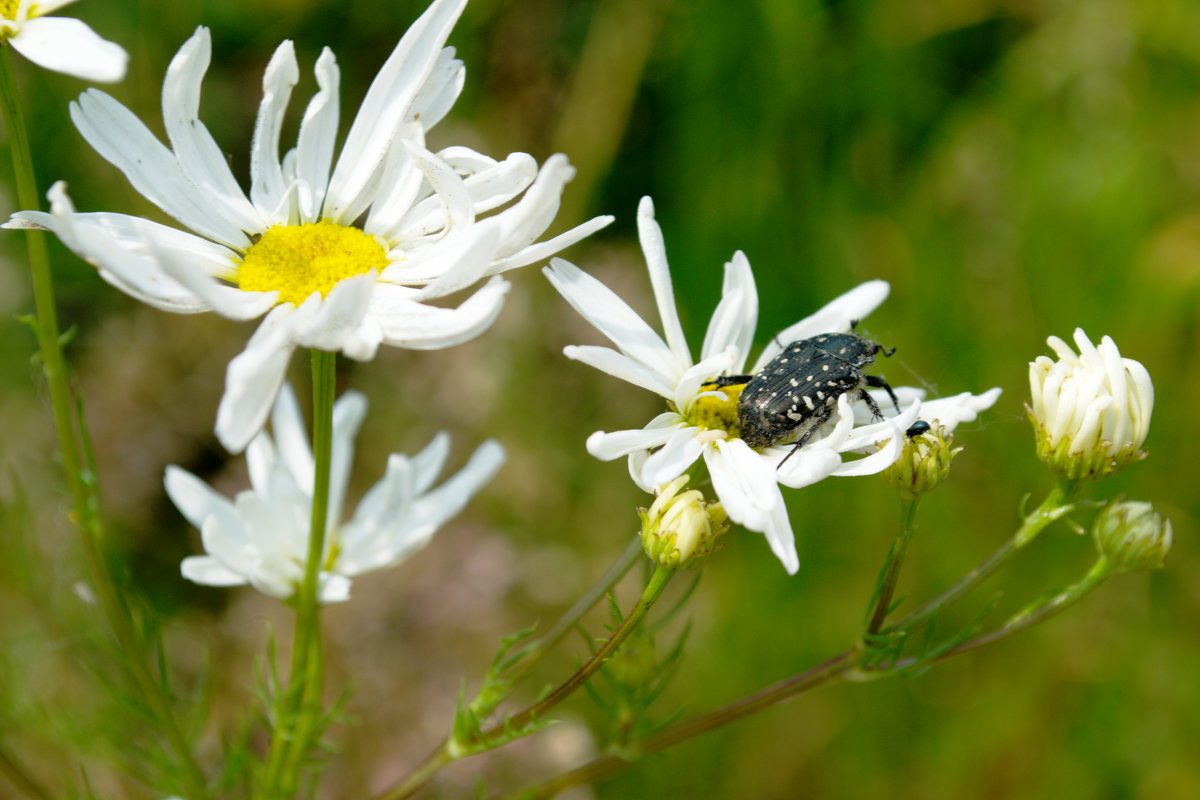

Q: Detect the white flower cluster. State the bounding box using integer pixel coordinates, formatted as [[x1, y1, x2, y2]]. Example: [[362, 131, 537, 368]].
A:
[[167, 385, 503, 602]]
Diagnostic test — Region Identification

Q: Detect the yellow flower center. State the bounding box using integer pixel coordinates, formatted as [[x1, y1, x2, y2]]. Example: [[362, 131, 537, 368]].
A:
[[0, 0, 20, 22], [237, 221, 389, 307], [685, 383, 744, 437]]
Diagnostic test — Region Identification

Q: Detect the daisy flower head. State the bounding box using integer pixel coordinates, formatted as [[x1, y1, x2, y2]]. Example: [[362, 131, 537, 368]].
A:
[[0, 0, 127, 82], [1029, 328, 1153, 480], [4, 0, 611, 453], [545, 196, 1000, 574], [165, 383, 505, 604]]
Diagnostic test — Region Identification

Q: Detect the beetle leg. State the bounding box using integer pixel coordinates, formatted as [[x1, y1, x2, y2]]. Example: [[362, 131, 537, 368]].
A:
[[777, 405, 833, 468], [863, 375, 900, 414], [858, 386, 886, 421], [706, 374, 755, 388]]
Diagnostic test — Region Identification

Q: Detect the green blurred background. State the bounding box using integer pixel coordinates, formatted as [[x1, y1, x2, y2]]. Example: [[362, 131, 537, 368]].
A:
[[1, 0, 1197, 797]]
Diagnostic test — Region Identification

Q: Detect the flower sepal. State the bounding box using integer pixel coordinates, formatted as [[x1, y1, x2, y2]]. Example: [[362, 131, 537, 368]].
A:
[[1093, 500, 1172, 573]]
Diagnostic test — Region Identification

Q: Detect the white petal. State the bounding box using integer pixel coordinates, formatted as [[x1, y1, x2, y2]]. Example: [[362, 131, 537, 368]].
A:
[[636, 196, 692, 368], [395, 138, 476, 236], [407, 218, 501, 300], [363, 124, 428, 239], [486, 214, 614, 274], [700, 251, 758, 368], [164, 465, 237, 532], [915, 388, 1003, 432], [372, 276, 509, 349], [327, 390, 369, 527], [832, 429, 904, 477], [324, 0, 467, 221], [408, 46, 464, 128], [12, 16, 128, 82], [705, 439, 778, 534], [181, 555, 247, 587], [70, 90, 249, 246], [338, 438, 504, 576], [838, 399, 921, 453], [249, 40, 300, 222], [770, 445, 842, 489], [754, 280, 890, 371], [674, 351, 737, 414], [293, 48, 341, 221], [216, 305, 298, 453], [269, 382, 314, 494], [7, 187, 224, 314], [455, 151, 537, 214], [289, 272, 379, 357], [146, 232, 278, 320], [162, 28, 263, 232], [705, 441, 798, 573], [640, 427, 706, 487], [490, 153, 576, 258], [196, 513, 259, 583], [563, 345, 676, 400], [543, 260, 682, 382], [316, 573, 353, 604], [585, 417, 681, 461]]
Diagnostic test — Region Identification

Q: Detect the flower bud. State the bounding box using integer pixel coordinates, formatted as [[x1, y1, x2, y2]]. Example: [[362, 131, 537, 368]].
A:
[[1028, 328, 1153, 480], [880, 422, 960, 498], [1093, 501, 1172, 572], [638, 476, 728, 569]]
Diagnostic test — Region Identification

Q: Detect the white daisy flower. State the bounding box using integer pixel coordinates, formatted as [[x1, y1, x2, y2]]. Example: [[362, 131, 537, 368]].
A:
[[4, 0, 611, 452], [165, 383, 505, 604], [546, 196, 998, 574], [1029, 328, 1153, 480], [0, 0, 127, 82]]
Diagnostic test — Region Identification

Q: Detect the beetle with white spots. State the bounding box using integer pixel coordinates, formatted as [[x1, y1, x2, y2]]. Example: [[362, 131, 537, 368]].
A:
[[713, 330, 900, 464]]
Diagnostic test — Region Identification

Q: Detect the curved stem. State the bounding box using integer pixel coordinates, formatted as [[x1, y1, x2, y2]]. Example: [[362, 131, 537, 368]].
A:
[[888, 478, 1080, 634], [479, 565, 673, 748], [0, 48, 81, 510], [378, 563, 672, 800], [506, 552, 1116, 800], [865, 497, 919, 634], [512, 535, 643, 684], [1, 45, 208, 800], [934, 558, 1114, 660], [507, 651, 857, 800], [260, 350, 336, 798]]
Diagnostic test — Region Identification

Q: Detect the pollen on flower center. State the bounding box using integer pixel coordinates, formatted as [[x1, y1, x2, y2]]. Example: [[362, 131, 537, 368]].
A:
[[236, 221, 389, 307], [686, 383, 743, 436], [0, 0, 19, 23]]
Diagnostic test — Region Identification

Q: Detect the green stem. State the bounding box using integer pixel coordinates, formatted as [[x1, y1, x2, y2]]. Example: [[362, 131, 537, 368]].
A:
[[507, 651, 858, 800], [1, 45, 207, 800], [888, 478, 1080, 634], [260, 349, 336, 798], [0, 44, 83, 513], [479, 565, 672, 747], [935, 558, 1115, 660], [511, 535, 643, 684], [505, 554, 1115, 800], [865, 497, 920, 634], [377, 563, 673, 800]]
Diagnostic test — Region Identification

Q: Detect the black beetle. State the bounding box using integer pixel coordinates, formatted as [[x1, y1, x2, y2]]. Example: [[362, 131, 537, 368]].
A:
[[711, 330, 899, 464], [905, 420, 932, 438]]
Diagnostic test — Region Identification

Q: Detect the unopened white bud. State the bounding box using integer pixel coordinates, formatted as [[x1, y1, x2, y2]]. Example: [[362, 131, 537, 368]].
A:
[[1028, 329, 1153, 480]]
